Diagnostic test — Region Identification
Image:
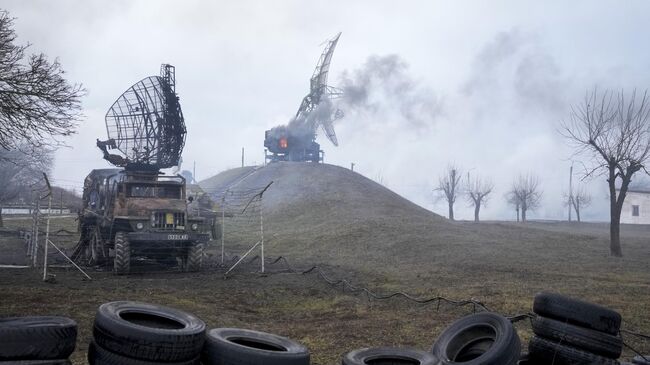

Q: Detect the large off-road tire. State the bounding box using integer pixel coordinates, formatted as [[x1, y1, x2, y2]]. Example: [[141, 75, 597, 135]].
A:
[[528, 336, 620, 365], [184, 243, 204, 272], [533, 292, 621, 335], [93, 301, 205, 362], [202, 328, 310, 365], [87, 341, 200, 365], [0, 316, 77, 360], [432, 312, 521, 365], [532, 315, 623, 358], [343, 347, 439, 365], [113, 231, 130, 274], [86, 228, 107, 266]]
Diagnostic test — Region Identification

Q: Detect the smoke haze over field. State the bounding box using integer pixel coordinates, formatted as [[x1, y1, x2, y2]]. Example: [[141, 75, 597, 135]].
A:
[[3, 0, 650, 221]]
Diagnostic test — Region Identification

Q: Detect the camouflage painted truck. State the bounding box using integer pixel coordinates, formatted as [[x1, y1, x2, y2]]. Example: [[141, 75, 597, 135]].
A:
[[78, 168, 210, 273], [72, 64, 209, 273]]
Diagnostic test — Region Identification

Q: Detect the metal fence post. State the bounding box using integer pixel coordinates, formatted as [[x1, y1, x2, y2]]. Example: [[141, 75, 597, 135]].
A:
[[260, 196, 264, 273], [32, 198, 40, 267], [221, 195, 226, 265], [42, 174, 52, 281]]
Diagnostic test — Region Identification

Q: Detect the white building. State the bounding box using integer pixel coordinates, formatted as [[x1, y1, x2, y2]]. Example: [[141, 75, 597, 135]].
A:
[[620, 188, 650, 225]]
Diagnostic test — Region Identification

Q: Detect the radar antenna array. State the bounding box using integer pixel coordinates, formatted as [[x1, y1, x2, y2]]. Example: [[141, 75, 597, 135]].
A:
[[295, 32, 344, 146], [98, 64, 186, 170]]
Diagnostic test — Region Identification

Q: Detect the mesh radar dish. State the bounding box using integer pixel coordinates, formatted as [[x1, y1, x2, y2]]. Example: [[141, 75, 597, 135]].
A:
[[264, 33, 344, 163], [296, 32, 344, 147], [98, 64, 186, 170]]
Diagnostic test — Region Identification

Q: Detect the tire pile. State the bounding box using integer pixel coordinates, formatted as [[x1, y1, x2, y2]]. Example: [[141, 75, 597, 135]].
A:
[[528, 292, 624, 365], [0, 316, 77, 364], [1, 293, 649, 365], [85, 301, 312, 365], [88, 301, 206, 365]]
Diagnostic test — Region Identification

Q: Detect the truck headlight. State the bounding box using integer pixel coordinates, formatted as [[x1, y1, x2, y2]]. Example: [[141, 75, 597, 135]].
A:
[[191, 223, 198, 231], [136, 222, 144, 230]]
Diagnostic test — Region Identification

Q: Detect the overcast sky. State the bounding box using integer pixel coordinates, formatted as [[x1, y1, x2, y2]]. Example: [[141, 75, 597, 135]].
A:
[[3, 0, 650, 221]]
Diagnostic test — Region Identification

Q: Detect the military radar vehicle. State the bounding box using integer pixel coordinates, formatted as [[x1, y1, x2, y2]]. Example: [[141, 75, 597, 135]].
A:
[[264, 33, 344, 163], [73, 65, 210, 273]]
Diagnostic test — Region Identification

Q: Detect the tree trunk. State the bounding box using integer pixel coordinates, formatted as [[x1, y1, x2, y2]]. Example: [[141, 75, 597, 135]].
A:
[[448, 202, 454, 221], [516, 206, 519, 222], [474, 201, 480, 222], [576, 205, 581, 223], [608, 168, 623, 257], [0, 207, 3, 228], [521, 201, 527, 222]]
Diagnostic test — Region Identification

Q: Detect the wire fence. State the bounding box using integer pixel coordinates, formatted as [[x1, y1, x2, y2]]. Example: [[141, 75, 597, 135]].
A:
[[223, 254, 650, 360], [0, 173, 88, 281]]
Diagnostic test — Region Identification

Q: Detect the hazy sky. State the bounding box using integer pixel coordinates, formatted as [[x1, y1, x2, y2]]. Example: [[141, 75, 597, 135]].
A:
[[3, 0, 650, 221]]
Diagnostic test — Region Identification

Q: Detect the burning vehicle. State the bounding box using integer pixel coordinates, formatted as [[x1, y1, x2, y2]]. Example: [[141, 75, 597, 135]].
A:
[[265, 33, 345, 163]]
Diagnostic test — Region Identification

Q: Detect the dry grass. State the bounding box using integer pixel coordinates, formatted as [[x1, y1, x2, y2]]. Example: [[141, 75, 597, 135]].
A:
[[0, 163, 647, 364]]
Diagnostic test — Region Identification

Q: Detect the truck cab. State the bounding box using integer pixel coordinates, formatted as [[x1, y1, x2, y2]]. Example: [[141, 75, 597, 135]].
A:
[[78, 168, 210, 273]]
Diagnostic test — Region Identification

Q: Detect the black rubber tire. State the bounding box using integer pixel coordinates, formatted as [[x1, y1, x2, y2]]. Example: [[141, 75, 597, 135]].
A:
[[532, 315, 622, 358], [93, 301, 205, 362], [0, 316, 77, 360], [517, 353, 532, 364], [0, 361, 71, 365], [202, 328, 310, 365], [533, 292, 621, 335], [88, 341, 200, 365], [342, 347, 439, 365], [184, 243, 204, 272], [432, 312, 520, 365], [528, 336, 620, 365], [113, 231, 130, 274], [633, 355, 650, 364]]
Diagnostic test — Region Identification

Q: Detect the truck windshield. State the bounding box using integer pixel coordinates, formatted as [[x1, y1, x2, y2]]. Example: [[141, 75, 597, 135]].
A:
[[127, 184, 182, 199]]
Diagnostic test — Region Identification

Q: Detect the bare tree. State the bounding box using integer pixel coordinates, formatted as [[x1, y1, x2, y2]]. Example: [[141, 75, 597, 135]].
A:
[[508, 174, 542, 222], [562, 89, 650, 257], [506, 191, 521, 222], [436, 165, 462, 221], [466, 176, 494, 222], [571, 187, 592, 223], [0, 147, 52, 226], [0, 11, 84, 153]]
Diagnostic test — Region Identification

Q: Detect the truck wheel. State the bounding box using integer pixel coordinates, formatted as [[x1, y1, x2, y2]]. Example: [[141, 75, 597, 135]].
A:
[[113, 232, 130, 274], [89, 229, 107, 266], [185, 243, 204, 272]]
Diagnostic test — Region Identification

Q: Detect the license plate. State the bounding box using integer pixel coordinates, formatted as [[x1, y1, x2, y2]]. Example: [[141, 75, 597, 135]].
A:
[[165, 213, 174, 225], [167, 234, 188, 240]]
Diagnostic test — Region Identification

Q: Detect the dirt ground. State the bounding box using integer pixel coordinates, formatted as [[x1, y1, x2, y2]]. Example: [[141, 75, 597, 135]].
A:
[[0, 213, 648, 365]]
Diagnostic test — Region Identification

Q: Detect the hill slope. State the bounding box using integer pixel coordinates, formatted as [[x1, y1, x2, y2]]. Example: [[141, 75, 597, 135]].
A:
[[199, 163, 650, 323]]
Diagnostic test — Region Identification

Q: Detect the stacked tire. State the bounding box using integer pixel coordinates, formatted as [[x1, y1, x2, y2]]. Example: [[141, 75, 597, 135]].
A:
[[0, 316, 77, 364], [431, 312, 521, 365], [88, 301, 205, 365], [202, 328, 310, 365], [528, 292, 623, 365]]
